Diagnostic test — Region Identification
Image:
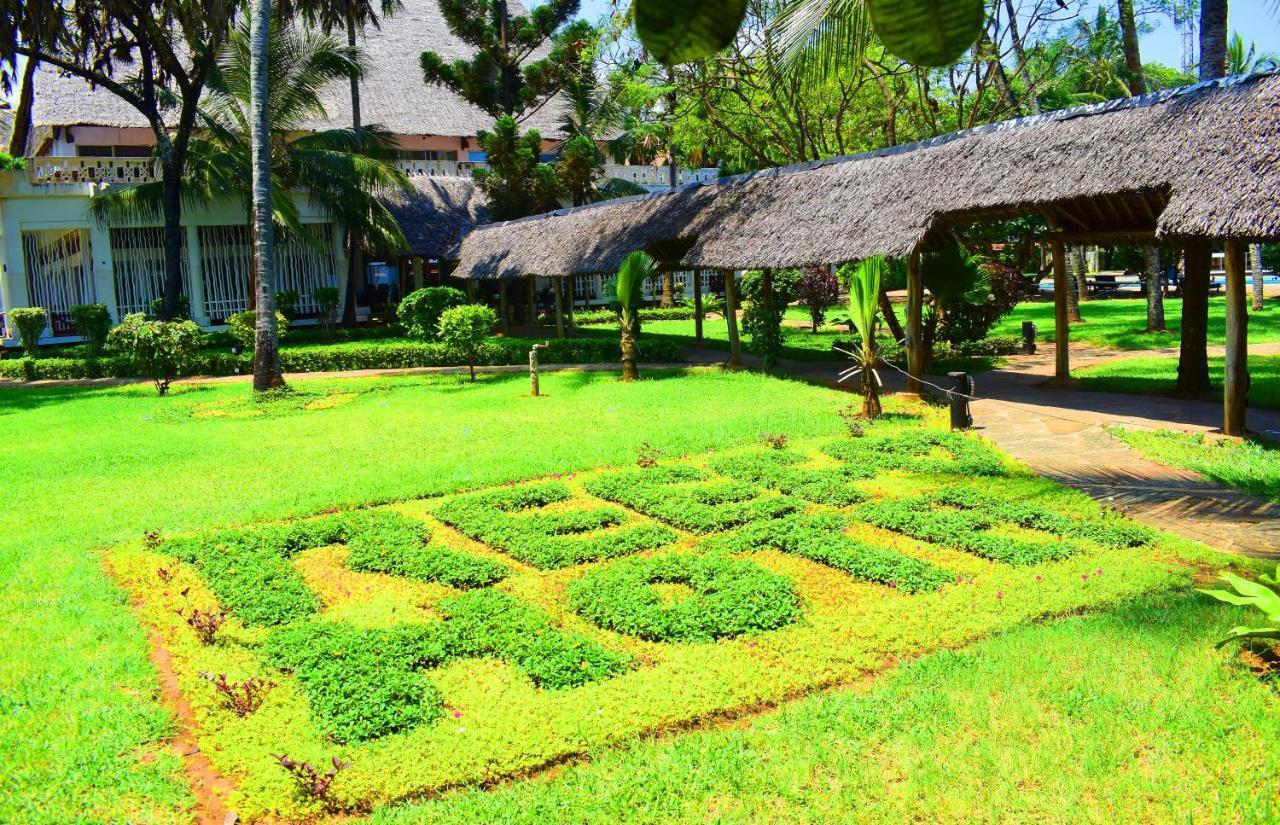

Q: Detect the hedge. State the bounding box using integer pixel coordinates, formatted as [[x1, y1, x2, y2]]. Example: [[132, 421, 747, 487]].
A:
[[0, 336, 685, 380], [584, 466, 800, 534], [574, 307, 699, 326]]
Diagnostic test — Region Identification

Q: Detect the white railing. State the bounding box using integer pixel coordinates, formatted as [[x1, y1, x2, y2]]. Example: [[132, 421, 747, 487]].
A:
[[29, 156, 159, 186], [397, 159, 486, 178], [602, 164, 719, 189]]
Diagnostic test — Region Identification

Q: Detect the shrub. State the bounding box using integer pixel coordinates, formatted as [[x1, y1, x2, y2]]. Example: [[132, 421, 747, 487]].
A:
[[433, 481, 678, 569], [584, 466, 800, 533], [9, 307, 47, 356], [438, 304, 498, 381], [796, 267, 841, 330], [711, 451, 868, 506], [313, 286, 340, 339], [575, 307, 697, 326], [705, 513, 953, 593], [341, 510, 507, 589], [202, 672, 275, 717], [273, 755, 349, 808], [68, 304, 112, 355], [227, 309, 290, 351], [567, 553, 801, 642], [939, 262, 1024, 344], [107, 313, 206, 395], [149, 294, 192, 320], [179, 607, 227, 644], [739, 269, 801, 369], [399, 286, 467, 340], [275, 290, 300, 325], [0, 152, 25, 170]]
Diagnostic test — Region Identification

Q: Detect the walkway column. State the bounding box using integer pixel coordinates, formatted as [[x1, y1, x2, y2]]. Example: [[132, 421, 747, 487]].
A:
[[498, 280, 509, 334], [905, 247, 923, 395], [692, 268, 704, 342], [1177, 241, 1211, 395], [1223, 240, 1248, 436], [1049, 239, 1071, 382], [723, 269, 742, 368]]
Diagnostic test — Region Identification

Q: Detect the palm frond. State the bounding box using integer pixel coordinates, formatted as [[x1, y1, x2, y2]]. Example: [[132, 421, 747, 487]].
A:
[[616, 250, 657, 322], [766, 0, 873, 87]]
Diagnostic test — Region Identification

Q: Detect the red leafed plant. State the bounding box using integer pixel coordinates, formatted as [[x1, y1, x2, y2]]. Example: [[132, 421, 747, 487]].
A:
[[272, 754, 350, 805], [201, 672, 274, 716], [178, 607, 225, 644]]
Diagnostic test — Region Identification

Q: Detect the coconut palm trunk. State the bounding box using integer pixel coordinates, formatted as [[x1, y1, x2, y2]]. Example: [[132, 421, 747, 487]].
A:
[[1143, 246, 1166, 332], [341, 10, 365, 327], [1198, 0, 1229, 81], [1066, 247, 1083, 323], [6, 54, 37, 156], [250, 0, 284, 392], [1251, 243, 1265, 312]]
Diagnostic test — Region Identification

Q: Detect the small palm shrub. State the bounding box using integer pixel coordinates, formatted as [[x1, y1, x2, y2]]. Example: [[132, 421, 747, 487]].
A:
[[69, 303, 112, 355], [108, 313, 206, 395], [437, 304, 497, 381], [9, 307, 47, 356], [399, 287, 466, 340], [616, 251, 657, 381], [1198, 567, 1280, 649]]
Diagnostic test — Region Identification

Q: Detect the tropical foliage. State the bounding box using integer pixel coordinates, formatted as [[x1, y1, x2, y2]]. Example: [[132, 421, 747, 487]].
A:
[[1198, 568, 1280, 649], [615, 250, 657, 381]]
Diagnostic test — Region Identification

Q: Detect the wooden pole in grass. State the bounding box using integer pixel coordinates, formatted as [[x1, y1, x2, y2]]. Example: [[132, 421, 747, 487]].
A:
[[724, 269, 742, 368], [693, 268, 704, 343], [1223, 239, 1248, 436], [905, 247, 924, 395], [1049, 238, 1071, 382]]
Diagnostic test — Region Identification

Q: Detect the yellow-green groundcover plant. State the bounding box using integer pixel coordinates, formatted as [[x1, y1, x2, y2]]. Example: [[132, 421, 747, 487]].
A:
[[106, 411, 1208, 820]]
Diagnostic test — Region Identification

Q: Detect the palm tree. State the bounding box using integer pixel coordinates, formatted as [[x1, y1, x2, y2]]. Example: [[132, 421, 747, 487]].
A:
[[846, 255, 884, 419], [1199, 0, 1229, 81], [1226, 31, 1279, 75], [250, 0, 284, 391], [289, 0, 403, 326], [616, 250, 657, 382]]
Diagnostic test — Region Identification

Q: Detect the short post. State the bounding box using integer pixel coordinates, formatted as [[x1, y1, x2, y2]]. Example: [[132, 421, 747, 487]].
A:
[[529, 342, 549, 397], [947, 371, 973, 430], [1021, 320, 1037, 355]]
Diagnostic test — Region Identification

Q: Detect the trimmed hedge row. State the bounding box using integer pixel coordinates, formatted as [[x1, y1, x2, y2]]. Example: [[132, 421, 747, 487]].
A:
[[432, 480, 679, 569], [263, 588, 629, 742], [163, 509, 506, 626], [711, 450, 868, 506], [0, 336, 686, 380], [823, 430, 1008, 479], [574, 307, 699, 326], [854, 486, 1155, 565], [705, 513, 954, 593], [566, 553, 800, 642], [584, 466, 800, 534]]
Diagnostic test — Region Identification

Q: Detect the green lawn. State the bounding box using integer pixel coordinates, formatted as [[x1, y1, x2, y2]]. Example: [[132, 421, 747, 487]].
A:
[[995, 297, 1280, 351], [0, 369, 850, 824], [1077, 354, 1280, 410], [380, 592, 1280, 824], [1112, 428, 1280, 504]]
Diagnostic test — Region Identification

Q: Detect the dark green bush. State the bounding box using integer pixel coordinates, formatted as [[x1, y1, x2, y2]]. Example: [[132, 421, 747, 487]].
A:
[[68, 304, 112, 355], [9, 307, 47, 356], [711, 451, 868, 506], [567, 553, 801, 642], [433, 481, 678, 568], [706, 513, 954, 593], [226, 310, 290, 350], [342, 510, 507, 589], [584, 466, 800, 533], [398, 286, 466, 340], [574, 307, 697, 326]]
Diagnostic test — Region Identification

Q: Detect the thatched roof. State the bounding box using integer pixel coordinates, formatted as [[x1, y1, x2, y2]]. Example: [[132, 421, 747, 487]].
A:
[[379, 176, 489, 259], [454, 72, 1280, 279], [28, 0, 561, 139]]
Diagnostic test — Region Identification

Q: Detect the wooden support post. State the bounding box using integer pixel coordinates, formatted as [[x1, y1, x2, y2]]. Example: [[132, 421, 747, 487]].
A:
[[905, 248, 924, 395], [724, 270, 742, 368], [412, 257, 424, 291], [498, 280, 509, 334], [693, 268, 704, 342], [564, 276, 575, 332], [1049, 239, 1071, 382], [1177, 241, 1212, 395], [1223, 240, 1248, 436], [552, 277, 565, 339], [526, 276, 536, 327], [464, 279, 476, 302]]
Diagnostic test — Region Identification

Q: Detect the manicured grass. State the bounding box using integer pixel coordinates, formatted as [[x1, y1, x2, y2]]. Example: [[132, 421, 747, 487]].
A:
[[638, 318, 851, 361], [377, 591, 1280, 824], [994, 296, 1280, 351], [1076, 355, 1280, 410], [0, 369, 853, 824], [1112, 428, 1280, 504]]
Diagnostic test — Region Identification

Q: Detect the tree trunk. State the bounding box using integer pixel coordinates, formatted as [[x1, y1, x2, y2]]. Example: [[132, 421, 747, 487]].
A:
[[861, 356, 882, 419], [1177, 241, 1212, 396], [1117, 0, 1146, 94], [1072, 245, 1089, 306], [1003, 0, 1039, 114], [6, 54, 37, 156], [340, 9, 364, 327], [1250, 243, 1265, 312], [620, 317, 638, 381], [661, 271, 674, 307], [1199, 0, 1228, 81], [1143, 246, 1166, 332], [1223, 240, 1248, 435], [879, 289, 905, 341], [158, 146, 186, 322], [250, 0, 284, 392]]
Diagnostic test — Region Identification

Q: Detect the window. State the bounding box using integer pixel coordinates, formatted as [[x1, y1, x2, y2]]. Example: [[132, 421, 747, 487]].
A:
[[467, 151, 488, 163]]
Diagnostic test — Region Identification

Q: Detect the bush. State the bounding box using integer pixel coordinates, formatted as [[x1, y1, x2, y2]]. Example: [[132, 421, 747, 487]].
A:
[[399, 287, 467, 340], [275, 290, 300, 325], [705, 512, 954, 593], [107, 313, 206, 395], [149, 294, 192, 321], [9, 307, 47, 356], [795, 267, 841, 330], [227, 310, 290, 351], [584, 465, 800, 534], [739, 269, 801, 369], [68, 303, 113, 355], [433, 481, 678, 569], [939, 262, 1024, 344], [575, 307, 697, 326], [567, 553, 801, 642], [0, 152, 25, 170], [438, 304, 497, 381]]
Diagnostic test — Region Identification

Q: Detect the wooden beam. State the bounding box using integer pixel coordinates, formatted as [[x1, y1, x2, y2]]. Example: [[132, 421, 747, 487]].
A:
[[1046, 229, 1157, 244], [692, 268, 704, 343], [905, 247, 924, 395], [724, 270, 742, 368], [1223, 240, 1249, 436], [1049, 238, 1071, 382]]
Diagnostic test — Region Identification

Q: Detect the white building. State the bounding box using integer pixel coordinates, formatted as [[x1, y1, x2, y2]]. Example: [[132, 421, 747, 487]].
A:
[[0, 0, 716, 345]]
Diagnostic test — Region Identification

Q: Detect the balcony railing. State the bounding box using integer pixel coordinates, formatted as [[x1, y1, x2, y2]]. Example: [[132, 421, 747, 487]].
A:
[[25, 155, 720, 190]]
